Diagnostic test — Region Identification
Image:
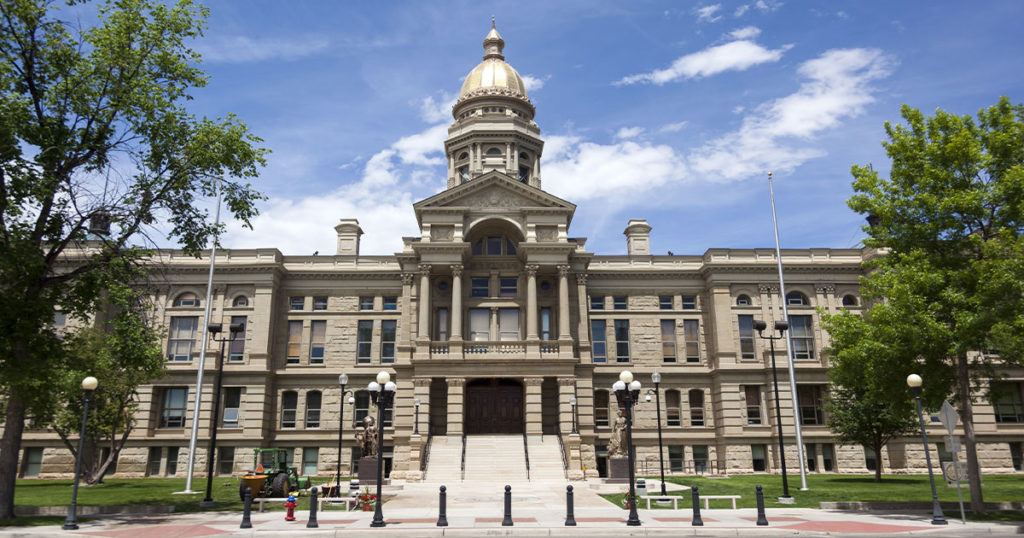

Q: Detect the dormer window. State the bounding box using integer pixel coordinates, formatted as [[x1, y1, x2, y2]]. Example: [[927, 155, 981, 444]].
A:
[[471, 235, 517, 256]]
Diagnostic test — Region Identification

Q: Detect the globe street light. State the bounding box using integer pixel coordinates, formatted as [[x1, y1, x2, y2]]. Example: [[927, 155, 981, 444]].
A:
[[613, 370, 642, 527], [907, 374, 947, 525], [201, 322, 244, 508], [369, 371, 396, 528], [63, 376, 98, 530], [414, 398, 421, 435], [645, 372, 667, 496], [335, 373, 353, 496], [753, 319, 794, 503]]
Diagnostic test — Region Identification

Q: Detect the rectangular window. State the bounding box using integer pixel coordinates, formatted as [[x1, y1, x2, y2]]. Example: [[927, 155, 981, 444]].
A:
[[864, 446, 877, 471], [469, 308, 489, 341], [354, 391, 370, 426], [312, 296, 328, 311], [217, 447, 235, 476], [683, 319, 700, 362], [357, 320, 373, 363], [306, 391, 322, 428], [806, 443, 818, 472], [590, 295, 605, 310], [614, 320, 630, 362], [659, 295, 673, 310], [540, 307, 552, 341], [359, 296, 374, 310], [382, 296, 398, 311], [20, 448, 43, 477], [167, 316, 197, 361], [302, 448, 319, 477], [738, 315, 756, 360], [435, 308, 449, 341], [666, 390, 681, 427], [146, 447, 162, 476], [798, 385, 825, 425], [471, 277, 489, 298], [486, 236, 503, 255], [159, 387, 188, 428], [222, 387, 242, 428], [689, 390, 705, 427], [499, 277, 518, 297], [287, 320, 302, 364], [309, 320, 326, 364], [1010, 442, 1022, 472], [591, 320, 607, 362], [660, 320, 676, 362], [381, 320, 397, 363], [668, 445, 683, 472], [498, 308, 520, 341], [594, 390, 609, 427], [822, 443, 835, 471], [993, 382, 1024, 423], [752, 444, 767, 472], [693, 445, 709, 473], [682, 295, 697, 310], [281, 391, 298, 428], [745, 385, 762, 425], [613, 296, 627, 310], [789, 315, 815, 359], [289, 296, 304, 310], [165, 447, 179, 476], [228, 316, 246, 361]]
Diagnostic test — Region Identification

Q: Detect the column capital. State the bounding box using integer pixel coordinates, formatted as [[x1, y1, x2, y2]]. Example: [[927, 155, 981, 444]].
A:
[[557, 377, 577, 387], [523, 377, 544, 387], [418, 264, 432, 275], [490, 306, 500, 313], [446, 377, 465, 388], [574, 272, 588, 285], [557, 264, 571, 277], [450, 264, 464, 277], [401, 273, 416, 285], [413, 377, 432, 388], [525, 264, 540, 277]]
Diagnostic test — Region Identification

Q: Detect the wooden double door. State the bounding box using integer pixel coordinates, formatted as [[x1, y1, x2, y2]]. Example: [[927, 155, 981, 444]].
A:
[[464, 378, 524, 434]]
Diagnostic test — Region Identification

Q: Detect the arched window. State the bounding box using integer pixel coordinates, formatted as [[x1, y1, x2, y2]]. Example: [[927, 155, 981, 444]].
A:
[[485, 147, 502, 156], [305, 391, 321, 428], [842, 294, 859, 307], [736, 294, 752, 306], [519, 152, 529, 161], [173, 292, 200, 307], [518, 166, 530, 183], [665, 389, 681, 426], [786, 291, 810, 306], [458, 152, 469, 160], [232, 295, 249, 307], [689, 389, 705, 427], [280, 391, 298, 428], [594, 390, 610, 427]]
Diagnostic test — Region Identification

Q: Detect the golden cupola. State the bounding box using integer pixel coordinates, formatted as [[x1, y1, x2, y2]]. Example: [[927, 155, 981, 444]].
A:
[[454, 20, 534, 119]]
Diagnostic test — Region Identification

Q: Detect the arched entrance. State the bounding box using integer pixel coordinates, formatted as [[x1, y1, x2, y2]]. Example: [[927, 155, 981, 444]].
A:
[[465, 378, 524, 434]]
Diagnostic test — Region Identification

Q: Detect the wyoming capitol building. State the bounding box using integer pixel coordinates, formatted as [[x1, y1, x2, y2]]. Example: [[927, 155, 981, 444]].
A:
[[20, 25, 1024, 481]]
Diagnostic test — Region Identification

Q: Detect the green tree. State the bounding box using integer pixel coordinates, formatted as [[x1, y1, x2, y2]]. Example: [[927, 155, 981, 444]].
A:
[[848, 96, 1024, 512], [0, 0, 266, 519]]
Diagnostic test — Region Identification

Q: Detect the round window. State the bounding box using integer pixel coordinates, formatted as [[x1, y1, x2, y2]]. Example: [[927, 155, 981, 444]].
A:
[[540, 281, 552, 292], [437, 280, 449, 291]]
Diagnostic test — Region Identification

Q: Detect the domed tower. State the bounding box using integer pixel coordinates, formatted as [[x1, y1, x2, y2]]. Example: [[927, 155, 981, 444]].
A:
[[445, 21, 544, 190]]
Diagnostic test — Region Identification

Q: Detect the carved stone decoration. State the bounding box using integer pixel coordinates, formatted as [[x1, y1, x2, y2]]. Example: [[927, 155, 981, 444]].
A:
[[430, 225, 455, 241], [524, 264, 540, 277], [758, 284, 779, 295], [575, 272, 588, 285], [418, 264, 432, 275], [450, 264, 464, 277], [523, 377, 544, 387], [446, 377, 465, 388], [401, 273, 416, 286], [447, 186, 537, 208], [537, 226, 558, 242], [557, 377, 577, 387], [815, 284, 836, 294], [413, 378, 432, 388], [557, 264, 571, 277]]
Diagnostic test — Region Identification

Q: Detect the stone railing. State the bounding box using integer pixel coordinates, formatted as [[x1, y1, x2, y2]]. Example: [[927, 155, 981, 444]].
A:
[[539, 342, 560, 355], [464, 341, 526, 355], [430, 342, 449, 356]]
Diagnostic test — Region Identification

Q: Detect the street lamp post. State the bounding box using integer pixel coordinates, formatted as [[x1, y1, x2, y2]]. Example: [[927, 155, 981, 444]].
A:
[[646, 372, 667, 497], [336, 373, 352, 496], [63, 376, 98, 531], [201, 322, 243, 508], [369, 371, 396, 528], [613, 371, 642, 527], [569, 396, 578, 434], [907, 374, 947, 525], [414, 398, 421, 435], [753, 319, 794, 503]]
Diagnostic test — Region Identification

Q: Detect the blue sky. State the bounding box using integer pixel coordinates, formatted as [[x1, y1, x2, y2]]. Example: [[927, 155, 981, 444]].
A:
[[171, 0, 1024, 255]]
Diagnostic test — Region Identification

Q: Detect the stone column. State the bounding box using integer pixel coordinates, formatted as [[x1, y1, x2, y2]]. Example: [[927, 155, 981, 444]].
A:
[[417, 264, 431, 341], [557, 265, 571, 341], [400, 273, 415, 346], [446, 378, 465, 436], [524, 377, 544, 435], [506, 142, 512, 174], [557, 377, 577, 436], [413, 378, 432, 439], [489, 307, 499, 341], [525, 264, 539, 340], [450, 265, 463, 340]]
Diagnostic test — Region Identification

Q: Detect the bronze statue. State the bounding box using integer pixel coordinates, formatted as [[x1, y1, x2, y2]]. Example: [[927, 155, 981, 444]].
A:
[[355, 415, 378, 458], [608, 409, 626, 457]]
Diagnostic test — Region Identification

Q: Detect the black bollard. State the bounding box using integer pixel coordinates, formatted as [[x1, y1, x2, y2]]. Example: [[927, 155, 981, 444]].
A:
[[502, 484, 513, 526], [307, 486, 319, 528], [565, 485, 577, 526], [756, 485, 769, 526], [240, 486, 253, 529], [691, 485, 704, 526], [437, 485, 449, 527]]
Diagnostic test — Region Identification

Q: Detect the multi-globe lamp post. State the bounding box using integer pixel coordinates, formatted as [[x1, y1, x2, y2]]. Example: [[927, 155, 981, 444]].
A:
[[612, 370, 642, 527], [368, 371, 396, 528], [907, 374, 947, 525], [63, 376, 98, 531], [335, 373, 354, 496], [201, 322, 243, 508], [753, 319, 794, 503]]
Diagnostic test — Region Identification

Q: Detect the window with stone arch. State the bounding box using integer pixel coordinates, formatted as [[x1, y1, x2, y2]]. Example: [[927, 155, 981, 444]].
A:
[[736, 294, 752, 306], [173, 292, 200, 307], [786, 291, 810, 306], [485, 147, 502, 156], [842, 294, 859, 307], [232, 295, 249, 307]]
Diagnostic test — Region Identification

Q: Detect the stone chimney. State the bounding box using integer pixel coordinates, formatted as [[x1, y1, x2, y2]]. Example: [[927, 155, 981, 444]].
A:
[[335, 219, 363, 256], [623, 219, 652, 256]]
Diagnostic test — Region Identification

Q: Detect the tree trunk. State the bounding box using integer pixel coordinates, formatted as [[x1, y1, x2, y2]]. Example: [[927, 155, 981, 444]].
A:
[[957, 352, 984, 513], [0, 393, 27, 520]]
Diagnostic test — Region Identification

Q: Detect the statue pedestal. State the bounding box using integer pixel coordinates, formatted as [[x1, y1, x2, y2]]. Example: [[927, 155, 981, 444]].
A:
[[607, 456, 631, 484], [357, 456, 380, 485]]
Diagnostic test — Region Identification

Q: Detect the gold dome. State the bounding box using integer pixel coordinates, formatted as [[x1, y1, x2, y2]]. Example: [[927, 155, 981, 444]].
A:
[[457, 21, 530, 102]]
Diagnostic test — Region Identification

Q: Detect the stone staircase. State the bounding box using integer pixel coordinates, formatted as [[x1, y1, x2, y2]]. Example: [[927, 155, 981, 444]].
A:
[[424, 435, 462, 481], [525, 434, 567, 481], [465, 435, 528, 481], [423, 434, 566, 482]]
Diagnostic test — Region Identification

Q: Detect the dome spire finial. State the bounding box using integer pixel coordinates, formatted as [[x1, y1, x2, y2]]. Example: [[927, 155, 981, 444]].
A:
[[483, 18, 504, 60]]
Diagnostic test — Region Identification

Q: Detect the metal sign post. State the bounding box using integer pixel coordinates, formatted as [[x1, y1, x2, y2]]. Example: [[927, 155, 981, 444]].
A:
[[938, 400, 966, 525]]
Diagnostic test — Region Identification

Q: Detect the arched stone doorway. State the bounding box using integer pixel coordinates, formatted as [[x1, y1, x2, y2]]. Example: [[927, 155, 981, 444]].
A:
[[465, 378, 524, 434]]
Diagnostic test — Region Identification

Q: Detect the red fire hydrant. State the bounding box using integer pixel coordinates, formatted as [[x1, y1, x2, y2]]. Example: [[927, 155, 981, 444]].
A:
[[284, 495, 297, 521]]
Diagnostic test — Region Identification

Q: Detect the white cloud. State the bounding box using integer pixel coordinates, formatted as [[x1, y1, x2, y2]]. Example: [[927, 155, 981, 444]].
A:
[[543, 137, 686, 201], [734, 4, 750, 17], [728, 26, 761, 40], [391, 124, 449, 166], [418, 93, 457, 123], [732, 105, 746, 114], [659, 121, 689, 133], [689, 48, 894, 180], [521, 74, 550, 92], [615, 126, 644, 140], [754, 0, 781, 12], [694, 4, 723, 23], [197, 35, 329, 63], [616, 38, 791, 85]]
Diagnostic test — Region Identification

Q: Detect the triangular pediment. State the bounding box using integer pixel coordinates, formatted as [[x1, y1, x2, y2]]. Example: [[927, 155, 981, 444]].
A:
[[414, 171, 576, 212]]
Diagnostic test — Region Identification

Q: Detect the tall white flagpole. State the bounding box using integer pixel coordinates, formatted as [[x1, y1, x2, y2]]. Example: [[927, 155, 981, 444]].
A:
[[767, 171, 809, 491], [179, 181, 223, 494]]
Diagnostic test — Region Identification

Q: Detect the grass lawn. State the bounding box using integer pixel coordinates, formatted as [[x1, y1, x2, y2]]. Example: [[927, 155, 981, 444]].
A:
[[601, 473, 1024, 512]]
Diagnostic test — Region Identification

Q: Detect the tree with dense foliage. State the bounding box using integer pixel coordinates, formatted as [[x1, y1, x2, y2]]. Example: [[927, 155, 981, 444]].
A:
[[846, 96, 1024, 512], [0, 0, 266, 520]]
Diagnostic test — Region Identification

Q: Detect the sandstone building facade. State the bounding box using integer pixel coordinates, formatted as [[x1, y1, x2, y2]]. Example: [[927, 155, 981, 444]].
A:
[[18, 25, 1024, 481]]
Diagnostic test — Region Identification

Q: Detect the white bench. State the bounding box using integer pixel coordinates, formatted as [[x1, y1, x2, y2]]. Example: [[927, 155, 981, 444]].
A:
[[640, 495, 681, 510], [253, 497, 288, 512], [702, 495, 741, 510], [318, 497, 358, 511]]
